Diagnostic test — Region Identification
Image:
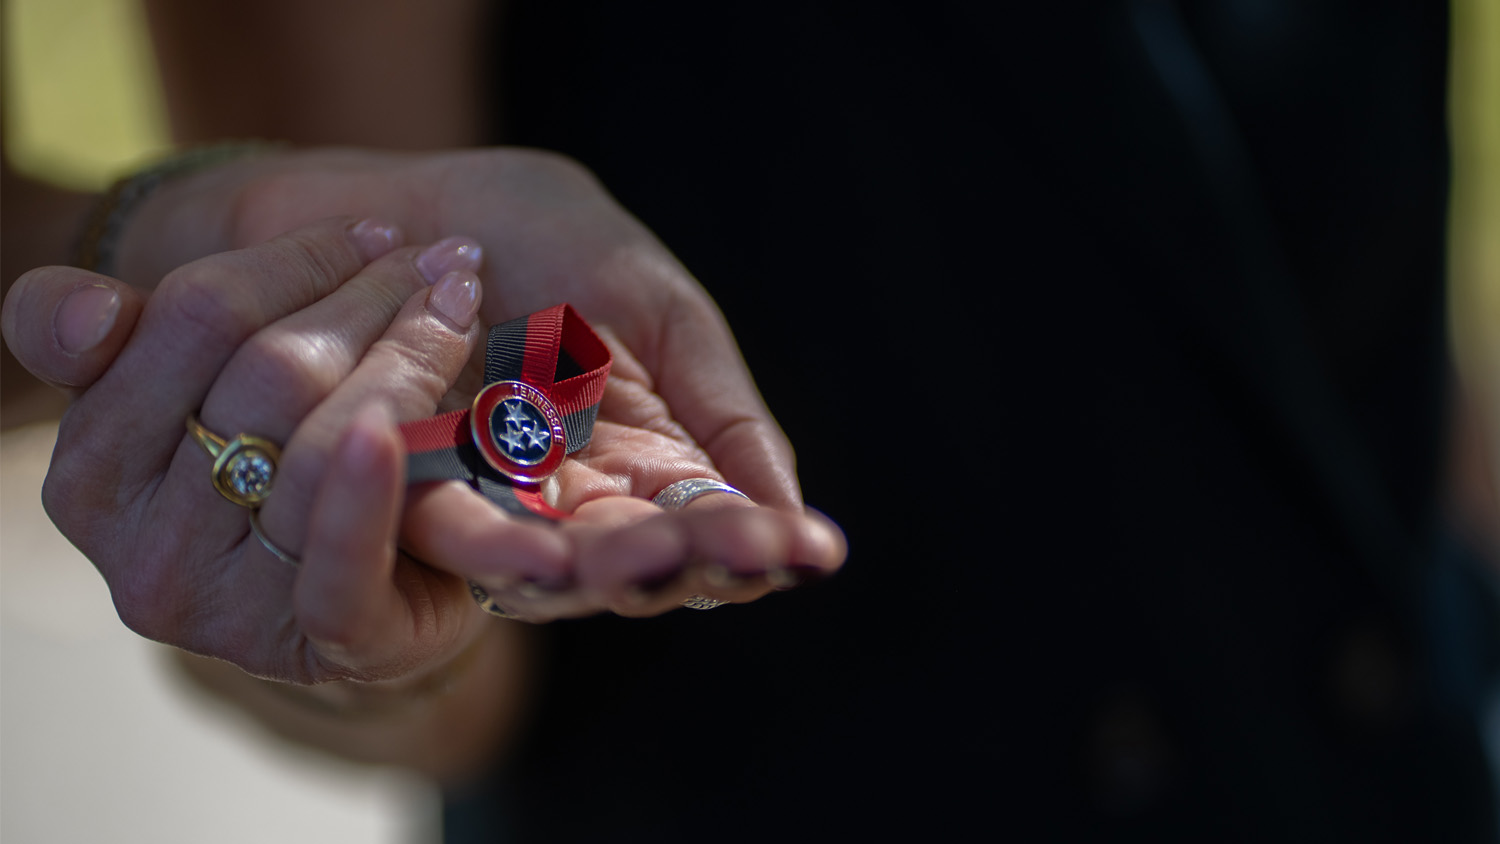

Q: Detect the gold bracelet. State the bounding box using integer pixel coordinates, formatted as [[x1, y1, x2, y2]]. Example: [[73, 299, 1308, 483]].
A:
[[73, 141, 284, 276]]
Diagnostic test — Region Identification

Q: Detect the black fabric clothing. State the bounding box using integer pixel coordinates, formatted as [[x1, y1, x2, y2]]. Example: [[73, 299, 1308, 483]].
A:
[[450, 1, 1500, 840]]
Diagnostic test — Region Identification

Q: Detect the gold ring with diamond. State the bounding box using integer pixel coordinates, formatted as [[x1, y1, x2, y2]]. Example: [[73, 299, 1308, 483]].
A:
[[185, 415, 280, 508]]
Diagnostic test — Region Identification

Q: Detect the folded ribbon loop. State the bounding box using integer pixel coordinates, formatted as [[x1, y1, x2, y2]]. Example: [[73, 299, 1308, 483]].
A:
[[399, 303, 611, 521]]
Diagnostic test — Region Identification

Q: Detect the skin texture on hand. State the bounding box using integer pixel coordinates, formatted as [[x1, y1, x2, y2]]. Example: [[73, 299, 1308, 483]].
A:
[[2, 212, 847, 687], [6, 218, 487, 682], [0, 2, 843, 780], [115, 147, 809, 513]]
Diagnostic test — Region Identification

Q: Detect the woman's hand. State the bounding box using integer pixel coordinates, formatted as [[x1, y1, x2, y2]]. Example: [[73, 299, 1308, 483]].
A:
[[3, 215, 846, 687], [4, 217, 496, 683], [399, 324, 846, 624], [113, 146, 809, 512]]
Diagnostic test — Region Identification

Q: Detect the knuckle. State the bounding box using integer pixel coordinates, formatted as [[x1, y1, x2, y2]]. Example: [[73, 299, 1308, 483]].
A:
[[110, 574, 176, 643], [369, 336, 456, 410], [297, 615, 364, 657], [225, 328, 345, 416], [39, 462, 87, 541], [155, 262, 262, 347], [107, 550, 195, 645], [523, 149, 601, 192], [41, 416, 137, 542], [39, 479, 178, 644], [348, 264, 425, 321], [272, 227, 354, 292]]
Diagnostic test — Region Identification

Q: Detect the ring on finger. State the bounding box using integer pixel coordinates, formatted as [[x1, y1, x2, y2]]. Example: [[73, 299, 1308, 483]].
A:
[[248, 510, 301, 568], [185, 414, 280, 508], [652, 478, 750, 511]]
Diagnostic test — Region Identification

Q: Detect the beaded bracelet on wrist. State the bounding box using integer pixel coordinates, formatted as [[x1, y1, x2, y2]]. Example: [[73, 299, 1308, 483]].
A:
[[73, 141, 283, 277]]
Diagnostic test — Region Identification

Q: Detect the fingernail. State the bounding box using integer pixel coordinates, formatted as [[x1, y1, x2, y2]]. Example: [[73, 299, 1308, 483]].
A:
[[766, 568, 799, 590], [415, 236, 484, 284], [350, 219, 404, 261], [704, 564, 754, 589], [427, 270, 480, 330], [54, 285, 120, 354]]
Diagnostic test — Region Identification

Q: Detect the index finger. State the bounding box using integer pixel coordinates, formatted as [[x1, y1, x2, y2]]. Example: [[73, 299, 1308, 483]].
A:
[[651, 292, 803, 510], [49, 217, 402, 538]]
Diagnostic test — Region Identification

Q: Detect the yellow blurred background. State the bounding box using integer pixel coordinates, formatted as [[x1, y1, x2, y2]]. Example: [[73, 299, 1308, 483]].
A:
[[1449, 0, 1500, 463], [4, 0, 168, 189]]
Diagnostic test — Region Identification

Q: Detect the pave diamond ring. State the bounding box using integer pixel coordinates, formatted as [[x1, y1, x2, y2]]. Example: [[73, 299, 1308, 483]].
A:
[[651, 478, 750, 511], [186, 415, 281, 508], [680, 594, 727, 610]]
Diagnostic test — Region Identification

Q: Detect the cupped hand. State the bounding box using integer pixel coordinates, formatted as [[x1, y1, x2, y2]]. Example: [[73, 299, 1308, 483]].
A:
[[116, 147, 809, 513], [5, 214, 845, 687], [398, 325, 846, 624], [4, 218, 495, 683]]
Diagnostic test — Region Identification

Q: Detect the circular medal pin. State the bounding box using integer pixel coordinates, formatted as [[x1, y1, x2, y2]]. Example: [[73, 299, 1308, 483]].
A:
[[470, 380, 567, 483]]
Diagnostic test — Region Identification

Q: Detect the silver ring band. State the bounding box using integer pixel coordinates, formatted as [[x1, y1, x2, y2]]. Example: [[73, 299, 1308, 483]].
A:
[[248, 510, 300, 568], [681, 594, 726, 610], [652, 478, 750, 511]]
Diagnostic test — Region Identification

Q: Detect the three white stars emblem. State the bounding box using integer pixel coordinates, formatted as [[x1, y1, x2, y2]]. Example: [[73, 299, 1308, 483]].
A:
[[496, 398, 552, 460]]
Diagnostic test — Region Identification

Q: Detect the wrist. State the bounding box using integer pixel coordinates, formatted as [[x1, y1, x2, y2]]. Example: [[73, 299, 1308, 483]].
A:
[[264, 629, 493, 721], [112, 146, 434, 288], [77, 143, 284, 286], [177, 620, 532, 781]]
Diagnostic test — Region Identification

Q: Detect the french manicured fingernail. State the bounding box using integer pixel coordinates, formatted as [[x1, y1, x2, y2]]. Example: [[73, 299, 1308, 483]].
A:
[[416, 236, 483, 284], [350, 219, 404, 261], [427, 270, 480, 330], [54, 285, 120, 354]]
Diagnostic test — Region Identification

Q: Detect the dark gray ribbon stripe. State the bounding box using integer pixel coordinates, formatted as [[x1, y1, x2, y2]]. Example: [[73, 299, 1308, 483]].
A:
[[483, 315, 596, 453], [407, 443, 482, 486], [483, 316, 531, 387], [405, 309, 603, 527], [405, 443, 552, 522], [561, 407, 598, 454]]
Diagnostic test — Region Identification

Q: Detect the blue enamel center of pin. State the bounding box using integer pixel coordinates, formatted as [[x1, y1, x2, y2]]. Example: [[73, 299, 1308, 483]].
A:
[[489, 397, 553, 465]]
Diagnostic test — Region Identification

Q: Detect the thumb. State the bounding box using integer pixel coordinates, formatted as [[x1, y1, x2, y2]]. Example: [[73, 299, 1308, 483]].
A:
[[2, 266, 144, 396]]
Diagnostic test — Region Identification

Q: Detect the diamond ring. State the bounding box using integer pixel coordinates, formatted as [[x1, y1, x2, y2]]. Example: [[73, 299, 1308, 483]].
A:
[[185, 414, 280, 508], [651, 478, 750, 511], [680, 594, 727, 610]]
